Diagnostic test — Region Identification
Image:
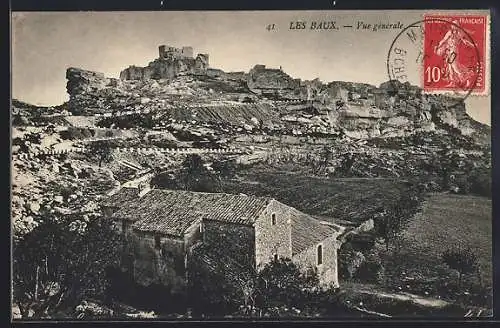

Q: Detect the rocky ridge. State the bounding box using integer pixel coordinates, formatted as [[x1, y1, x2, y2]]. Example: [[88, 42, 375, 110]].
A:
[[11, 45, 491, 236], [61, 54, 489, 143]]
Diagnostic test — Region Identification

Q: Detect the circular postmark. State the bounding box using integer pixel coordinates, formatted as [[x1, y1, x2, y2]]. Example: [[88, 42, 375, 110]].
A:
[[386, 18, 482, 107]]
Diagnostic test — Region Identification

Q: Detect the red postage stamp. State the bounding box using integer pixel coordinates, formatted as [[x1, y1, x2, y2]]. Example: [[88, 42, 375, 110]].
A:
[[423, 14, 489, 95]]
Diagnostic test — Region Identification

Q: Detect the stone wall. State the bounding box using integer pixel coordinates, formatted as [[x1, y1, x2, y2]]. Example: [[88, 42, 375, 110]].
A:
[[181, 46, 194, 58], [120, 56, 208, 81], [129, 231, 187, 293], [254, 200, 293, 268], [119, 66, 154, 80], [185, 219, 203, 247], [195, 54, 210, 73], [110, 217, 202, 294], [328, 84, 349, 102], [292, 235, 340, 288], [108, 218, 140, 274], [159, 45, 194, 59]]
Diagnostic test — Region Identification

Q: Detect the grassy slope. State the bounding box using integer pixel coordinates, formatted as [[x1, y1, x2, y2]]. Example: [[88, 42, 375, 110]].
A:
[[221, 164, 412, 225], [398, 193, 492, 284]]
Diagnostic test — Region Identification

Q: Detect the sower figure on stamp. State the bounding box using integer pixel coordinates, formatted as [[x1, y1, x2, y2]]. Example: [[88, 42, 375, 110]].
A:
[[434, 20, 475, 88]]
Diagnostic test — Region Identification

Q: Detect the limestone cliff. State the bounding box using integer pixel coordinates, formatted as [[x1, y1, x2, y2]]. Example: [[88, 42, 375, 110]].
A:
[[63, 47, 489, 142]]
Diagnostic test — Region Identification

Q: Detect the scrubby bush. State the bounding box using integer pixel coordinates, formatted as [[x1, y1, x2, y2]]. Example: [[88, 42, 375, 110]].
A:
[[13, 215, 123, 319], [150, 171, 181, 190], [60, 127, 94, 140], [212, 159, 237, 179], [355, 252, 385, 284], [468, 167, 491, 198], [338, 243, 365, 281], [442, 247, 479, 289], [187, 255, 351, 318], [179, 155, 222, 192], [88, 140, 114, 167]]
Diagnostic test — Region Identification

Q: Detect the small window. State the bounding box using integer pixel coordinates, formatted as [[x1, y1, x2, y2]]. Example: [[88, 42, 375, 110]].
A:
[[199, 223, 203, 233], [154, 235, 161, 249], [273, 253, 278, 261], [271, 213, 276, 225], [317, 245, 323, 265]]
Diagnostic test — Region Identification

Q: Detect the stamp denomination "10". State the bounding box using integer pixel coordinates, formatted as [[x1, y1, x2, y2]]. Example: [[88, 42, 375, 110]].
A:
[[423, 15, 487, 95]]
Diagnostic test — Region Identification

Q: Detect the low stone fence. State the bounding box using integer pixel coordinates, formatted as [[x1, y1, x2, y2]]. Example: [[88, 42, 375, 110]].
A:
[[14, 146, 247, 160]]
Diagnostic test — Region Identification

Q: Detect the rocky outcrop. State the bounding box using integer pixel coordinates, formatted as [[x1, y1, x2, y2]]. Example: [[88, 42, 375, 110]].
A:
[[246, 65, 301, 98], [66, 68, 125, 115], [66, 67, 115, 95]]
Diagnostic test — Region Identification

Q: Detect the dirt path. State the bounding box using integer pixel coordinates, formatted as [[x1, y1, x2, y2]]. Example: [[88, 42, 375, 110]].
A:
[[344, 283, 450, 308], [361, 289, 449, 308]]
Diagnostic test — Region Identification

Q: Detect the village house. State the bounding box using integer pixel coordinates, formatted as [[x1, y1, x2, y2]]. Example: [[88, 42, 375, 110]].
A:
[[101, 187, 346, 295]]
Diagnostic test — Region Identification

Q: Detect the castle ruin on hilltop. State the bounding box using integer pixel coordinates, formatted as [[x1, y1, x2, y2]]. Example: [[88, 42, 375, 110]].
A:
[[119, 45, 209, 81]]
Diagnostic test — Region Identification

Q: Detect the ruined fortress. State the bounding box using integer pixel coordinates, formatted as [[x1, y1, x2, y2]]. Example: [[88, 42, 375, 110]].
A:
[[119, 45, 210, 80]]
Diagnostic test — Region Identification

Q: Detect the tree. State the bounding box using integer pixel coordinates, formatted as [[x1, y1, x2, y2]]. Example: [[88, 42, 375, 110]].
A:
[[187, 221, 258, 316], [338, 242, 366, 280], [314, 145, 333, 175], [212, 159, 237, 179], [179, 155, 222, 193], [442, 247, 479, 288], [336, 153, 355, 176], [150, 170, 181, 190], [256, 258, 319, 310], [12, 214, 123, 318], [88, 140, 113, 167], [187, 253, 323, 318], [373, 209, 405, 252], [374, 189, 423, 251]]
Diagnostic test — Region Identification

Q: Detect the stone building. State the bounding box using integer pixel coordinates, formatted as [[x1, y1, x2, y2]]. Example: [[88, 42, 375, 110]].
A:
[[119, 45, 209, 81], [102, 187, 345, 295], [159, 45, 194, 59], [328, 84, 349, 103], [372, 88, 387, 109]]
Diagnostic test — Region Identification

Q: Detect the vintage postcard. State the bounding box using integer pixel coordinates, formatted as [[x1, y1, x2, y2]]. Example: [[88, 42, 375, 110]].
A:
[[11, 9, 492, 320]]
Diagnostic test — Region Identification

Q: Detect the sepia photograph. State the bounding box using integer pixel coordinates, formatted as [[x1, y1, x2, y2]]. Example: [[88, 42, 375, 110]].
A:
[[11, 9, 492, 320]]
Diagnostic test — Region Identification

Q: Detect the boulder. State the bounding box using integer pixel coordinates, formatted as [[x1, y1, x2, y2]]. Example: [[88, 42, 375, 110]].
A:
[[437, 111, 459, 128], [51, 163, 60, 173], [29, 201, 41, 214], [386, 116, 410, 127]]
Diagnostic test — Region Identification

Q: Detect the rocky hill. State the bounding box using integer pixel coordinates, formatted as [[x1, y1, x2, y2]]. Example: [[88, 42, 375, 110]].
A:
[[61, 45, 489, 144], [11, 45, 491, 236]]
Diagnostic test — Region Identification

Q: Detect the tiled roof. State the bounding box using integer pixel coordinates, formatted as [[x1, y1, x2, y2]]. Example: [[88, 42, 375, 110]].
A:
[[101, 187, 140, 208], [106, 188, 271, 236], [291, 209, 340, 255]]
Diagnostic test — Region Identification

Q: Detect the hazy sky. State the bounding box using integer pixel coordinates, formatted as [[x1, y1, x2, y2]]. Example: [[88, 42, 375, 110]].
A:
[[12, 10, 490, 125]]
